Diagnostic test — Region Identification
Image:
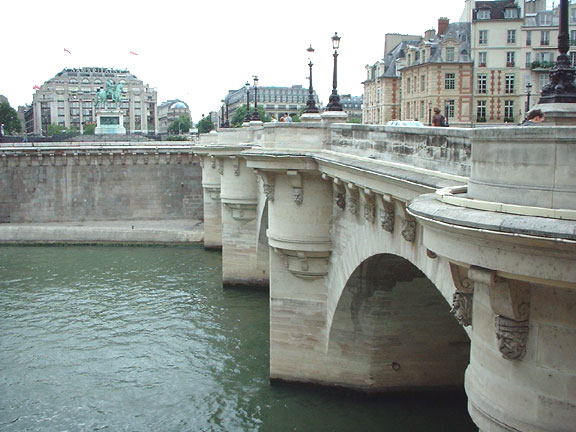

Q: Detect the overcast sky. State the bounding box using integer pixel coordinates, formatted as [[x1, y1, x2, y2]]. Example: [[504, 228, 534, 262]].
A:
[[1, 0, 532, 122]]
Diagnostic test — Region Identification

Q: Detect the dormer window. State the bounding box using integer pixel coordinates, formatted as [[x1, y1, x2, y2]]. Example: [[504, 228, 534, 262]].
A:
[[504, 7, 519, 19], [478, 9, 491, 20]]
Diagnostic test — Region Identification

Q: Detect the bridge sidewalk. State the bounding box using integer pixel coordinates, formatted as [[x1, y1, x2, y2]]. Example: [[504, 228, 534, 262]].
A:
[[0, 219, 203, 245]]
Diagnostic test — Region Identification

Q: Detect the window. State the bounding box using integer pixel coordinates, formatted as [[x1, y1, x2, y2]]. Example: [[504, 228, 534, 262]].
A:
[[406, 77, 411, 94], [477, 100, 487, 121], [505, 74, 515, 94], [504, 100, 514, 121], [526, 31, 532, 46], [541, 13, 552, 26], [571, 52, 576, 67], [479, 30, 488, 45], [477, 74, 487, 94], [478, 51, 487, 67], [526, 52, 532, 68], [506, 51, 516, 67], [507, 30, 516, 44], [421, 75, 426, 91], [420, 100, 425, 119], [445, 73, 456, 90], [445, 47, 455, 62], [571, 7, 576, 24], [571, 30, 576, 46], [478, 9, 490, 19], [539, 73, 549, 91], [445, 100, 455, 118], [539, 51, 553, 64], [504, 8, 518, 19], [541, 31, 550, 46]]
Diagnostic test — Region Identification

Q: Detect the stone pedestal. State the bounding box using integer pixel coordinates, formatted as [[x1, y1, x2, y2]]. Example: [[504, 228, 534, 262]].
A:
[[95, 109, 126, 135], [300, 113, 322, 123], [533, 102, 576, 125], [321, 110, 348, 124]]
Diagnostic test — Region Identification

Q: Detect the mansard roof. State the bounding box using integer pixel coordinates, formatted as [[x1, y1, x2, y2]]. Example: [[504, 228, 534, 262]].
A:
[[473, 0, 521, 20]]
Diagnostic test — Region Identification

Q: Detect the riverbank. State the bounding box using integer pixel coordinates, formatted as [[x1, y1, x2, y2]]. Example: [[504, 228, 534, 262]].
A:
[[0, 219, 203, 245]]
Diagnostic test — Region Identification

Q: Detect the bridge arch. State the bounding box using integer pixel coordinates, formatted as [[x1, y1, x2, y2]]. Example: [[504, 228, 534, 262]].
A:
[[326, 252, 470, 392]]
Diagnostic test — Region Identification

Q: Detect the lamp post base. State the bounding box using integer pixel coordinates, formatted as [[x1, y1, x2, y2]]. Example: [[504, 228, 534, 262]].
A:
[[321, 110, 348, 124]]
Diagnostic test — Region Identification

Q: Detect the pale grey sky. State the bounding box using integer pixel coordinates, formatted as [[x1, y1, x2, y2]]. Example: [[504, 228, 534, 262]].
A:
[[1, 0, 512, 122]]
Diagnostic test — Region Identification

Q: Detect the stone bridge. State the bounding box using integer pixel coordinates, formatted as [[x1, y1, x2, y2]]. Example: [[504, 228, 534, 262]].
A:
[[196, 120, 576, 432]]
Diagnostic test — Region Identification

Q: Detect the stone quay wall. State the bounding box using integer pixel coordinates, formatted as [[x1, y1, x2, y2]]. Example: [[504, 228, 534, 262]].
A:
[[0, 147, 203, 223]]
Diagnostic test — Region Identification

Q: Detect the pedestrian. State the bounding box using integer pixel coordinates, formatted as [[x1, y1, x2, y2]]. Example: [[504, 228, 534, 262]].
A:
[[521, 109, 545, 126], [284, 112, 293, 123], [431, 107, 446, 127]]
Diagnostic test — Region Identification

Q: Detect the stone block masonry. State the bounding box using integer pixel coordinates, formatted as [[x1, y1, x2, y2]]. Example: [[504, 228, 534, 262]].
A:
[[0, 149, 203, 223]]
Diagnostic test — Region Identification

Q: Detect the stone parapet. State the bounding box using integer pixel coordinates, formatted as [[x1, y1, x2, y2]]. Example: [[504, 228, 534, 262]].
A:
[[468, 126, 576, 210]]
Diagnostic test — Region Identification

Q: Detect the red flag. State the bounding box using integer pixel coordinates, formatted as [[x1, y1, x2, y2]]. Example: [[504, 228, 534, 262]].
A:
[[64, 48, 72, 54], [129, 51, 138, 56], [33, 85, 40, 90]]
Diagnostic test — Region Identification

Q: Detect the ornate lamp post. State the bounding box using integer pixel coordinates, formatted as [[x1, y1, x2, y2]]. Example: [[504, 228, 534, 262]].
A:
[[224, 101, 229, 128], [326, 32, 343, 111], [244, 81, 252, 124], [304, 44, 319, 113], [538, 0, 576, 104], [525, 82, 533, 112], [251, 76, 261, 121], [220, 99, 225, 128]]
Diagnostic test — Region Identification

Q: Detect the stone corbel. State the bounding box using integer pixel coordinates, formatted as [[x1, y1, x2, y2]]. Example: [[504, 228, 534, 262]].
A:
[[37, 151, 43, 166], [132, 152, 138, 165], [210, 156, 216, 169], [73, 152, 80, 165], [468, 266, 531, 361], [287, 170, 303, 205], [255, 170, 275, 202], [272, 247, 331, 280], [217, 158, 224, 175], [344, 183, 359, 215], [398, 202, 416, 242], [360, 188, 376, 223], [449, 263, 474, 327], [49, 153, 56, 166], [165, 152, 172, 164], [376, 194, 395, 232], [205, 187, 221, 201], [143, 152, 149, 165], [333, 178, 346, 210], [155, 152, 160, 164], [198, 157, 204, 168], [231, 156, 240, 176], [223, 203, 257, 222]]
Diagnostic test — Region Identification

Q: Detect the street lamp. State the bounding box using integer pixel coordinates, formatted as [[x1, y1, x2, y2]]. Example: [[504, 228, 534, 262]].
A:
[[304, 44, 319, 113], [538, 0, 576, 104], [251, 76, 261, 121], [244, 81, 252, 124], [326, 32, 343, 111], [220, 99, 225, 128], [525, 82, 533, 112]]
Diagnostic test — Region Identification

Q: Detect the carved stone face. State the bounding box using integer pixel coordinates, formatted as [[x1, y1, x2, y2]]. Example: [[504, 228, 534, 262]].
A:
[[497, 335, 525, 360]]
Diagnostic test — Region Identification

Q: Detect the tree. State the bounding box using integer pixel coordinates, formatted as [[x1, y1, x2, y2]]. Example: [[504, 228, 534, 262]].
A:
[[47, 123, 66, 136], [83, 123, 96, 135], [0, 102, 22, 135], [230, 104, 271, 127], [196, 116, 215, 134], [167, 115, 192, 134]]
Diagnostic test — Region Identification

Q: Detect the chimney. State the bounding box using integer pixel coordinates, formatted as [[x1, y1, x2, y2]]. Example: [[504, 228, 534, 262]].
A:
[[438, 17, 450, 36]]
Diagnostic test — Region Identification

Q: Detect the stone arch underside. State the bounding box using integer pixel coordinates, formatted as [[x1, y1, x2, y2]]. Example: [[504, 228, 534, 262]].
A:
[[326, 253, 470, 392]]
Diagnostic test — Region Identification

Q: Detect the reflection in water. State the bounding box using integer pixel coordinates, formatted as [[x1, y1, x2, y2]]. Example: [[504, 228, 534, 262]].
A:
[[0, 246, 475, 431]]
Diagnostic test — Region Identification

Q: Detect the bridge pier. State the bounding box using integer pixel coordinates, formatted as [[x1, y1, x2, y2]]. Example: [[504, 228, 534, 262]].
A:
[[199, 155, 222, 249], [219, 154, 268, 287]]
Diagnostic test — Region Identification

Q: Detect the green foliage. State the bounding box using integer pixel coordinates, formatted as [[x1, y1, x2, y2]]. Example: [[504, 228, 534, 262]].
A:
[[347, 118, 362, 124], [230, 105, 271, 127], [47, 123, 66, 136], [83, 123, 96, 135], [46, 123, 77, 137], [197, 116, 215, 134], [166, 135, 188, 141], [0, 102, 22, 135], [168, 115, 192, 134]]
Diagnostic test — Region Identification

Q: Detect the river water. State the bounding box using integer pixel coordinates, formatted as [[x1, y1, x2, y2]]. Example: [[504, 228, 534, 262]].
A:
[[0, 246, 476, 432]]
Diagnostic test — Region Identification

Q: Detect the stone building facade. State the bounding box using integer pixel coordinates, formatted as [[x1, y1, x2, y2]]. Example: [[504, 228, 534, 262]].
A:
[[363, 0, 576, 126], [224, 84, 319, 121], [27, 67, 158, 135], [157, 99, 191, 134]]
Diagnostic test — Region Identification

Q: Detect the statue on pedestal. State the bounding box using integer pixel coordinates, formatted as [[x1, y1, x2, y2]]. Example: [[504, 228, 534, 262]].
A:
[[95, 79, 123, 109]]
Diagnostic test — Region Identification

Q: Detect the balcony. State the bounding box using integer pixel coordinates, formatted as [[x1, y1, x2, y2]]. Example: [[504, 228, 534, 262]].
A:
[[506, 62, 516, 67], [531, 60, 556, 70]]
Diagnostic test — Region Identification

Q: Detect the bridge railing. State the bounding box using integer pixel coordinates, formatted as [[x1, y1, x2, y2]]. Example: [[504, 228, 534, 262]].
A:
[[327, 124, 471, 178]]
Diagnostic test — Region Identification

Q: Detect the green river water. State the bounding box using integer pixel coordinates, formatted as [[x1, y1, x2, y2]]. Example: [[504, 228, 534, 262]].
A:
[[0, 246, 476, 431]]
